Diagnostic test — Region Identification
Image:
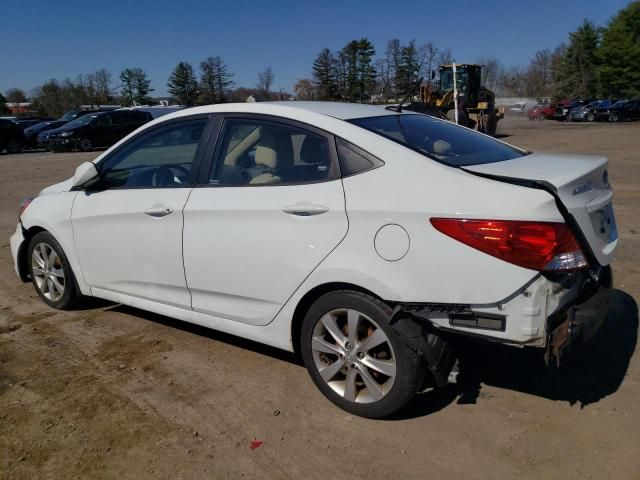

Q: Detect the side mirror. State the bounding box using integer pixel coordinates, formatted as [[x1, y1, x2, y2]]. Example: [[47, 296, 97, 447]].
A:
[[72, 161, 99, 188]]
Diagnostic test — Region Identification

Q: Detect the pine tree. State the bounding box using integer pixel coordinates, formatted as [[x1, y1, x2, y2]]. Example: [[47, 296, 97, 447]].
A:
[[199, 56, 234, 104], [597, 3, 640, 98], [312, 48, 336, 100], [120, 68, 153, 106], [167, 62, 199, 106], [556, 20, 601, 98], [396, 40, 421, 97], [356, 38, 376, 103]]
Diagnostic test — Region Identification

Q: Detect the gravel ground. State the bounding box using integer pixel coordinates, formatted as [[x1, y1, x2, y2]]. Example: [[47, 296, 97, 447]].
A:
[[0, 115, 638, 479]]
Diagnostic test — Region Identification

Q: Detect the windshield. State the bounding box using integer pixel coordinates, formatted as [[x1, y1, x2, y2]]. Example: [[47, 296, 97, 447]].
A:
[[64, 114, 98, 128], [350, 114, 526, 167]]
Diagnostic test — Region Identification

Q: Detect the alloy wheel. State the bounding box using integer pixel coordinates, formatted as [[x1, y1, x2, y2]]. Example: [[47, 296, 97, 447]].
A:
[[311, 308, 396, 404], [78, 138, 92, 152], [31, 242, 65, 302]]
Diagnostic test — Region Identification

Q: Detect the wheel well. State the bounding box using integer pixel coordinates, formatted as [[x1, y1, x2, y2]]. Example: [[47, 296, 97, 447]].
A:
[[17, 226, 46, 281], [290, 282, 387, 356]]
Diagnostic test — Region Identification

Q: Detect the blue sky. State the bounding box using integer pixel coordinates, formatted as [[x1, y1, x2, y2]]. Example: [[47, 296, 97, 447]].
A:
[[1, 0, 631, 97]]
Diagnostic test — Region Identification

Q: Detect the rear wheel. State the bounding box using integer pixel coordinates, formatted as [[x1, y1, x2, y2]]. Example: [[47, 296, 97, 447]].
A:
[[301, 291, 427, 418], [6, 138, 24, 154], [28, 231, 81, 310]]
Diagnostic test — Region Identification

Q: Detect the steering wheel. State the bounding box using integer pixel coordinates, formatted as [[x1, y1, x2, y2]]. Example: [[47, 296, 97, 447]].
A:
[[151, 164, 190, 187]]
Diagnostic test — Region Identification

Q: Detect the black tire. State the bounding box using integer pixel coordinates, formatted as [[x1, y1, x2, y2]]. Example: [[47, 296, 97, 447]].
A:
[[586, 113, 595, 122], [537, 113, 545, 121], [609, 113, 620, 123], [77, 138, 93, 152], [6, 138, 24, 154], [485, 112, 497, 136], [300, 290, 427, 418], [446, 108, 468, 127], [27, 231, 81, 310]]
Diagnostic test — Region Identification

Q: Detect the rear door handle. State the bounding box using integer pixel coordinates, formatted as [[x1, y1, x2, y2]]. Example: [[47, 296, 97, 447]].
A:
[[282, 202, 329, 216], [144, 205, 174, 217]]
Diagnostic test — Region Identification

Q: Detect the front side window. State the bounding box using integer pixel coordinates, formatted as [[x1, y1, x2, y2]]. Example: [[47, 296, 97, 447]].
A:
[[350, 114, 526, 167], [210, 119, 335, 185], [97, 120, 206, 189]]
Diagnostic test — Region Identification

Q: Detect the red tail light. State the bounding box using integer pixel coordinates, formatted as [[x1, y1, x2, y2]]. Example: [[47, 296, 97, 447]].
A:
[[18, 197, 34, 218], [430, 218, 588, 271]]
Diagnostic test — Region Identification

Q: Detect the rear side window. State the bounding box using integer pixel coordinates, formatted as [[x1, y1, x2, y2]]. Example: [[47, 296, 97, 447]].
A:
[[335, 137, 384, 176], [211, 119, 336, 186], [112, 111, 130, 125], [131, 111, 152, 122], [350, 114, 526, 167]]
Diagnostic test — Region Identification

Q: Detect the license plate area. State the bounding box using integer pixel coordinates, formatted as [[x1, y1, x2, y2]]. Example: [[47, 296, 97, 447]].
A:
[[590, 202, 617, 243]]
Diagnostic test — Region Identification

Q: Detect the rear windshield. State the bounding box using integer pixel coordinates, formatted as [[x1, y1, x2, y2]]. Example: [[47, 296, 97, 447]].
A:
[[350, 114, 526, 167]]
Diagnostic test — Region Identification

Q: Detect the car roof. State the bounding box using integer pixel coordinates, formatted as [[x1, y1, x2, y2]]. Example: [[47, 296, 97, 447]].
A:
[[265, 101, 406, 120]]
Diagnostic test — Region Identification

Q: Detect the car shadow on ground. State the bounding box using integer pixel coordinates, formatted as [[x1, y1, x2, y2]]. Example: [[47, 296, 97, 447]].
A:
[[394, 289, 638, 420], [106, 304, 302, 367], [96, 289, 637, 420]]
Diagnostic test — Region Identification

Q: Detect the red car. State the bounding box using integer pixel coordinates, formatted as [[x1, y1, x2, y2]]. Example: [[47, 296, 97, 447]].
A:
[[527, 104, 555, 120]]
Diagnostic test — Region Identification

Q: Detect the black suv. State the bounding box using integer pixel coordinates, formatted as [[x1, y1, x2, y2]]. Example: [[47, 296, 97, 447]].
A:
[[0, 119, 27, 153], [48, 110, 153, 152], [607, 99, 640, 122]]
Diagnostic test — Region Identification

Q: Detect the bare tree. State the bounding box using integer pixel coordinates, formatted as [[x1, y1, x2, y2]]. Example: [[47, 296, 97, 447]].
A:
[[420, 42, 439, 86], [5, 88, 27, 104], [476, 55, 503, 93], [294, 79, 316, 100], [257, 67, 275, 99]]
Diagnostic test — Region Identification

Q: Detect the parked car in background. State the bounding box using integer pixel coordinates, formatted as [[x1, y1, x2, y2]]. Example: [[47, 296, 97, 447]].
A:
[[24, 120, 68, 149], [595, 100, 630, 121], [11, 102, 617, 418], [0, 118, 27, 153], [607, 99, 640, 122], [568, 100, 613, 122], [13, 118, 54, 129], [527, 104, 555, 120], [555, 100, 590, 121], [48, 110, 153, 152]]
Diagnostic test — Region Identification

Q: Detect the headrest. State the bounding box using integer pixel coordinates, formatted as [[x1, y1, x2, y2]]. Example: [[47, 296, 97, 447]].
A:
[[299, 135, 328, 165]]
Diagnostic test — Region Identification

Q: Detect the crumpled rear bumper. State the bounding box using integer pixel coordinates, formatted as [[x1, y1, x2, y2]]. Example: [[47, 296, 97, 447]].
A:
[[545, 266, 612, 365]]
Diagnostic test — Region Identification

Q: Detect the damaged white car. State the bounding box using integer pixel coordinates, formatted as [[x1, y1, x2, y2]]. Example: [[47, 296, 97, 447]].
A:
[[11, 102, 617, 418]]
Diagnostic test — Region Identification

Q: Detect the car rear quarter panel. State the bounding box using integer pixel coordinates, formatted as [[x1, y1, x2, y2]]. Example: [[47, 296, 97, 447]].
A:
[[308, 138, 565, 305]]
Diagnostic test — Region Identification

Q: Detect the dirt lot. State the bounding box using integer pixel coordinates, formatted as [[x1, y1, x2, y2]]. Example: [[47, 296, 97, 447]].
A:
[[1, 116, 639, 479]]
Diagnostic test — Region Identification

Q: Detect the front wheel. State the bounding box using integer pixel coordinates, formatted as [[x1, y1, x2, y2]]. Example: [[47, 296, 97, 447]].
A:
[[77, 138, 93, 152], [537, 114, 545, 121], [586, 113, 595, 122], [609, 113, 620, 122], [301, 291, 427, 418], [28, 231, 81, 309]]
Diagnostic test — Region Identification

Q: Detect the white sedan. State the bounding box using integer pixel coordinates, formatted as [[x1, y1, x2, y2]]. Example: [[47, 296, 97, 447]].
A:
[[10, 102, 617, 418]]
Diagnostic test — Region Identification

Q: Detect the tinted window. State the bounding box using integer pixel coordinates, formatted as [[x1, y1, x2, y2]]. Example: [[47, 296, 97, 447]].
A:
[[350, 114, 525, 167], [336, 137, 383, 176], [98, 120, 206, 189], [111, 111, 130, 125], [211, 120, 334, 186], [131, 111, 151, 123]]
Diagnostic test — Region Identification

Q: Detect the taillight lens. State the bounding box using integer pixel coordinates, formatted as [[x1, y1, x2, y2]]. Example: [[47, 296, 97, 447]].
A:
[[18, 197, 34, 218], [430, 218, 588, 271]]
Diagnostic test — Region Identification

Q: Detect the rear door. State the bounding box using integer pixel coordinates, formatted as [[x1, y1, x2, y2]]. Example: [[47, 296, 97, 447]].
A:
[[182, 115, 348, 326]]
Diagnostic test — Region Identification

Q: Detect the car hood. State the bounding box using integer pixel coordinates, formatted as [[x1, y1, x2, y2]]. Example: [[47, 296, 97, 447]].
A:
[[39, 177, 74, 195], [463, 152, 617, 266]]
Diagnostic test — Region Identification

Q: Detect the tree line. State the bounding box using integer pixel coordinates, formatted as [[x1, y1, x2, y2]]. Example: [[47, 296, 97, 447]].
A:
[[3, 58, 280, 117], [296, 3, 638, 102], [295, 38, 452, 102]]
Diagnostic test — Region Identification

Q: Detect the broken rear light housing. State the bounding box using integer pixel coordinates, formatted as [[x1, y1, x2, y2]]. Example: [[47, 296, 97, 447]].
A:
[[430, 218, 588, 271]]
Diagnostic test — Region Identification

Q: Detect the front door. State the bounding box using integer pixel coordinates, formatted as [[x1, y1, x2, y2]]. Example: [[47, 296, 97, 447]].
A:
[[71, 117, 209, 308], [183, 116, 348, 325]]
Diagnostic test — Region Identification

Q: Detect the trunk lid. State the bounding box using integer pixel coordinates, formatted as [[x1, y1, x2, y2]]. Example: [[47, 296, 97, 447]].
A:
[[463, 152, 617, 266]]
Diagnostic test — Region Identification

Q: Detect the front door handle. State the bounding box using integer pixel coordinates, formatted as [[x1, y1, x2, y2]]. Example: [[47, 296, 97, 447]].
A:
[[144, 205, 174, 218], [282, 202, 329, 216]]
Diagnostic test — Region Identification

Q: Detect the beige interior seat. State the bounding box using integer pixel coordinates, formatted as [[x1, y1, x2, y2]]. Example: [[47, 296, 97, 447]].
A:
[[250, 129, 294, 185]]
